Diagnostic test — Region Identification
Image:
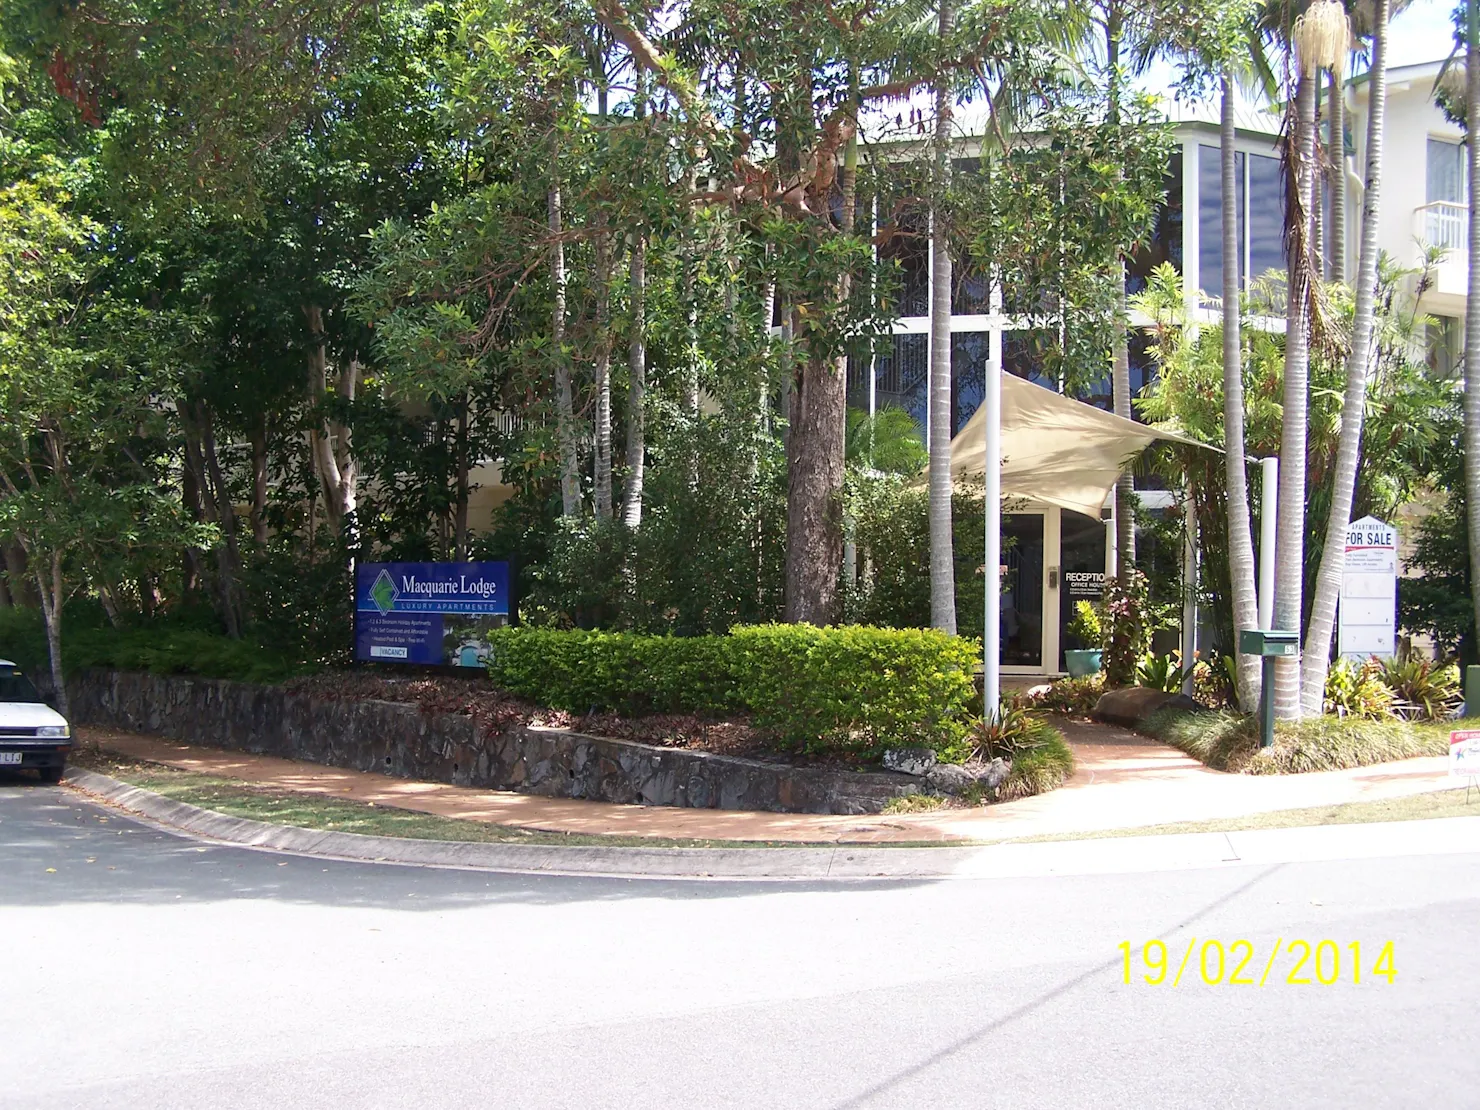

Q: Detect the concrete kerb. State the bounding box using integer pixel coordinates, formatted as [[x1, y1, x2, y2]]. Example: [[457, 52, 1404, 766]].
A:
[[62, 767, 1480, 882]]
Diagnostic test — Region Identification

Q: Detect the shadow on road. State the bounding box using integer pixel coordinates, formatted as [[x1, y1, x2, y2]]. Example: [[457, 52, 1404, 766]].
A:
[[0, 777, 921, 910]]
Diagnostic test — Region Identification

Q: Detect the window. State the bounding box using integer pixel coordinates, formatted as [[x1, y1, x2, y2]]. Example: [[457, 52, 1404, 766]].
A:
[[1197, 146, 1285, 298], [1127, 152, 1184, 295], [1247, 153, 1284, 284], [1427, 138, 1467, 205], [1198, 145, 1245, 296], [875, 333, 928, 432], [950, 332, 989, 435]]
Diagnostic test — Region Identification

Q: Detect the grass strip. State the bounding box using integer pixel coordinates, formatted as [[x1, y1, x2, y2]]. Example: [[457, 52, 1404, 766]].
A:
[[1142, 708, 1467, 774], [70, 751, 825, 850]]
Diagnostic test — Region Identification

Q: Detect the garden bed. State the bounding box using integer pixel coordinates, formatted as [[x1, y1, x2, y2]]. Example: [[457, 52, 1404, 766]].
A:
[[1141, 707, 1460, 774]]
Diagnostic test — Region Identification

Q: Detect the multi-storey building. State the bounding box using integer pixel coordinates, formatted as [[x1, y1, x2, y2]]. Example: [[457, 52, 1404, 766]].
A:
[[852, 64, 1460, 677]]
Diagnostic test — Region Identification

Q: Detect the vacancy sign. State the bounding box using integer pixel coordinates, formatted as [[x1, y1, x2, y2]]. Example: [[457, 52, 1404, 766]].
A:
[[1338, 515, 1398, 659], [1451, 731, 1480, 778]]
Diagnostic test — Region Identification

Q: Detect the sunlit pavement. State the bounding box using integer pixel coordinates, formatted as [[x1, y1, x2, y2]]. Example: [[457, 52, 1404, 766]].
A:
[[3, 779, 1478, 1109]]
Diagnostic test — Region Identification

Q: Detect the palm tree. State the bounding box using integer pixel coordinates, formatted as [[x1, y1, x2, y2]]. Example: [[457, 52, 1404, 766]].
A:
[[1220, 67, 1263, 711], [928, 0, 957, 633], [1466, 0, 1480, 660], [1302, 0, 1384, 713], [1272, 0, 1345, 718]]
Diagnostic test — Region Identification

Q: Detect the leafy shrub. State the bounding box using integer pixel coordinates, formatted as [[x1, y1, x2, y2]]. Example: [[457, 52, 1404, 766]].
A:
[[1064, 600, 1102, 649], [1032, 673, 1105, 715], [484, 623, 980, 760], [1376, 656, 1460, 721], [1136, 651, 1193, 693], [1101, 569, 1154, 687], [1324, 658, 1394, 719], [998, 722, 1076, 800], [0, 604, 308, 685], [967, 698, 1045, 761]]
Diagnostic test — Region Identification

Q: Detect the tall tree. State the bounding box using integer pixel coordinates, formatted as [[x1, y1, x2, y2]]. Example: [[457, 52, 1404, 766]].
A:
[[927, 0, 957, 633], [1272, 0, 1344, 717], [1467, 0, 1480, 661], [1302, 0, 1382, 711], [1221, 68, 1263, 709]]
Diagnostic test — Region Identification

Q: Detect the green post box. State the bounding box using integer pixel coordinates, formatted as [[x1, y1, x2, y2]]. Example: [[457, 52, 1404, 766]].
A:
[[1239, 629, 1300, 749]]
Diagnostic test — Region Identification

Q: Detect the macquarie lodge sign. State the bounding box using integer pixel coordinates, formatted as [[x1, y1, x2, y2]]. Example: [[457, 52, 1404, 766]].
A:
[[354, 561, 512, 667]]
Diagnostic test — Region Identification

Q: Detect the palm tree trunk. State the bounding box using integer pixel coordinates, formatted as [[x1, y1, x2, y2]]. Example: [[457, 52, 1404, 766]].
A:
[[1302, 0, 1388, 712], [621, 233, 647, 529], [1329, 67, 1347, 283], [1107, 5, 1135, 574], [927, 0, 957, 634], [1221, 71, 1262, 711], [1465, 5, 1480, 658], [1274, 73, 1319, 719], [549, 175, 581, 518], [593, 218, 614, 521]]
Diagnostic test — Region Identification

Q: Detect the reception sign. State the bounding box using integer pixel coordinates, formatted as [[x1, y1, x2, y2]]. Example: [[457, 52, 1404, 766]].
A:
[[354, 561, 512, 666]]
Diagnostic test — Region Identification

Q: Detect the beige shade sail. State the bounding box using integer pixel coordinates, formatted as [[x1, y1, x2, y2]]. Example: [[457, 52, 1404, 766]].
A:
[[945, 373, 1211, 519]]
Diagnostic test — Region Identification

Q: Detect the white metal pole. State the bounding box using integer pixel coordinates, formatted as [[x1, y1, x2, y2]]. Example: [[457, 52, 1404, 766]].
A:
[[1258, 456, 1278, 630], [1181, 494, 1198, 695], [983, 289, 1003, 716]]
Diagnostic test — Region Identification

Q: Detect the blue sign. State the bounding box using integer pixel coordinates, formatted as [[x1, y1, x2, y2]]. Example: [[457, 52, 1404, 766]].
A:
[[354, 561, 511, 666]]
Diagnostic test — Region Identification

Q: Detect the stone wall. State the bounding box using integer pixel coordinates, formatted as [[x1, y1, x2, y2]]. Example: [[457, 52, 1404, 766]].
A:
[[66, 670, 921, 816]]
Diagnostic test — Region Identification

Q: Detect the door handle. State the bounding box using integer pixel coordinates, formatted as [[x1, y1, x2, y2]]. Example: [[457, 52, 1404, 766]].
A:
[[1048, 566, 1059, 590]]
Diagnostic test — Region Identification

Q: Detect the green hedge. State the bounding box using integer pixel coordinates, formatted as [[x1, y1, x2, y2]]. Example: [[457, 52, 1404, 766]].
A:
[[485, 624, 979, 759], [0, 606, 309, 685]]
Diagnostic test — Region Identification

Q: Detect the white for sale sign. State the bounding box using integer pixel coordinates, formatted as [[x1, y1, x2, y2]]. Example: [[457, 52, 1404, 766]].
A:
[[1339, 516, 1398, 659], [1451, 730, 1480, 778]]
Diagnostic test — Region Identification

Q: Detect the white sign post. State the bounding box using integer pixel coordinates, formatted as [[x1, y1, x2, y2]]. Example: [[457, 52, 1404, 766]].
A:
[[1339, 515, 1398, 660]]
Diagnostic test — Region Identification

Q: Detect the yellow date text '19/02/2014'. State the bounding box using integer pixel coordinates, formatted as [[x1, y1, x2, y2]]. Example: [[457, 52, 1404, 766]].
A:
[[1118, 939, 1397, 987]]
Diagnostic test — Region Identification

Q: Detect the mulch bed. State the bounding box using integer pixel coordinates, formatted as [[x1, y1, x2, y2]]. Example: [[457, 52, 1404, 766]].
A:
[[283, 671, 864, 770]]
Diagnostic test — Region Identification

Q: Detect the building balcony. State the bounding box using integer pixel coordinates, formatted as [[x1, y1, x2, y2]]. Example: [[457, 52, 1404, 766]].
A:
[[1413, 201, 1469, 313]]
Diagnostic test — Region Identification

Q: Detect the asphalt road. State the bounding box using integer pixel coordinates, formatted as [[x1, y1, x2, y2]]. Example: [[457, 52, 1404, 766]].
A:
[[3, 777, 1478, 1110]]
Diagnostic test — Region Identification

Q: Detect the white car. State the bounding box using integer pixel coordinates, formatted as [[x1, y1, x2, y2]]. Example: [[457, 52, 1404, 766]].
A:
[[0, 660, 72, 783]]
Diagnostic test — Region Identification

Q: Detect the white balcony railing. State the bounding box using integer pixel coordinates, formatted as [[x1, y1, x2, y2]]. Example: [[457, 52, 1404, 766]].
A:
[[1419, 200, 1468, 252]]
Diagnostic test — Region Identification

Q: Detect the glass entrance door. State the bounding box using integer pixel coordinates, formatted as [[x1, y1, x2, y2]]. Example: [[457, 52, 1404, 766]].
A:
[[1058, 510, 1108, 671], [1001, 514, 1045, 669]]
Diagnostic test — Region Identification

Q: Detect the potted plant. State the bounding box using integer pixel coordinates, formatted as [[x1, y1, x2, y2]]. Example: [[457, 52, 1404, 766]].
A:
[[1063, 600, 1104, 678]]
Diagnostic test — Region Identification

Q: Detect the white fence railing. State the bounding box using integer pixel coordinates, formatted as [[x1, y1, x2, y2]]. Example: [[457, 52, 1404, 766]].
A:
[[1419, 200, 1468, 252]]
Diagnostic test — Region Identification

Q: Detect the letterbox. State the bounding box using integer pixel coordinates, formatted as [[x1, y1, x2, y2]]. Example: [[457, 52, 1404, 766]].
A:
[[1238, 629, 1300, 657]]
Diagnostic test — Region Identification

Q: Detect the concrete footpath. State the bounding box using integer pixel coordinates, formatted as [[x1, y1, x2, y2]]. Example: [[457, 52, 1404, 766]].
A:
[[78, 722, 1456, 845]]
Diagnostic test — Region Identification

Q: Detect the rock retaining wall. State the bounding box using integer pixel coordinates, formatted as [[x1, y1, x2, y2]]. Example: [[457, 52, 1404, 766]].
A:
[[66, 670, 921, 816]]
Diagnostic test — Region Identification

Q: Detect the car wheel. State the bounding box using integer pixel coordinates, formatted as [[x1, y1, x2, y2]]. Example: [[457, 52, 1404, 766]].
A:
[[38, 764, 64, 784]]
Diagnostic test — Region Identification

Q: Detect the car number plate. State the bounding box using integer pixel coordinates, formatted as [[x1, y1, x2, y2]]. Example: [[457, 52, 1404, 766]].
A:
[[0, 752, 23, 765]]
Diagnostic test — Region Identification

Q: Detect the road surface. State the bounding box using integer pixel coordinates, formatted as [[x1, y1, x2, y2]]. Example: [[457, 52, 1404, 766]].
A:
[[2, 778, 1477, 1108]]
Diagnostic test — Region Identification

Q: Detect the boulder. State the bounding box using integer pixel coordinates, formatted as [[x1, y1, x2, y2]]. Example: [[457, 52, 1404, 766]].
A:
[[924, 763, 974, 792], [882, 747, 938, 776], [923, 757, 1008, 796], [1092, 686, 1177, 727]]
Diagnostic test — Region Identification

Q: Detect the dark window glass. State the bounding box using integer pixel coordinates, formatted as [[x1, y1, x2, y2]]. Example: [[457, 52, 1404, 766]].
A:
[[1198, 145, 1245, 298], [875, 333, 928, 434], [1059, 510, 1108, 668], [879, 205, 928, 317], [950, 332, 988, 435], [951, 247, 990, 314], [1000, 514, 1045, 667], [1127, 151, 1184, 295], [1247, 152, 1284, 284], [1004, 331, 1057, 389]]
